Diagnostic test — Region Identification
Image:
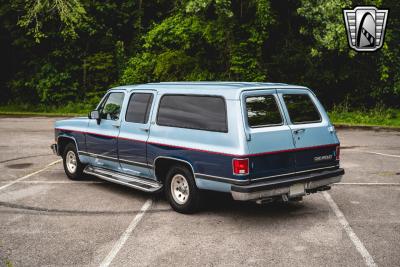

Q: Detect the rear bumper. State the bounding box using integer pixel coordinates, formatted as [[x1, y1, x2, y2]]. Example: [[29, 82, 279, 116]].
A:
[[231, 168, 344, 201]]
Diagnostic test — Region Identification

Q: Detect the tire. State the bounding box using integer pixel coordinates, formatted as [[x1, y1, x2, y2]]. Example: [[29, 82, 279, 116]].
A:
[[62, 143, 84, 180], [165, 165, 201, 214]]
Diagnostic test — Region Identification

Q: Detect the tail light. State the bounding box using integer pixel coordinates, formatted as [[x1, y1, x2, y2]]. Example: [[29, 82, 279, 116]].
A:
[[336, 146, 340, 160], [233, 158, 249, 175]]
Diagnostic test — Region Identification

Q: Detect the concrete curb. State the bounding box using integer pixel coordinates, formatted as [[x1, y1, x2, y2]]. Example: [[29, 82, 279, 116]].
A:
[[334, 124, 400, 132]]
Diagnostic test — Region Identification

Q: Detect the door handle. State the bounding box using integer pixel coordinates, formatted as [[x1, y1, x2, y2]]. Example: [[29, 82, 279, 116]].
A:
[[140, 127, 149, 132], [293, 129, 305, 134], [112, 123, 120, 128]]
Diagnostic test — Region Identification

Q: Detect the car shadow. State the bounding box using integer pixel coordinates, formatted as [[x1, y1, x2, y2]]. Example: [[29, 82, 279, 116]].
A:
[[84, 175, 326, 218]]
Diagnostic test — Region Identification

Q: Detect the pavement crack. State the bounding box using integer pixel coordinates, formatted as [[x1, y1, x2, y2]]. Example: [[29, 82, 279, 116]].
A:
[[0, 201, 171, 216], [0, 154, 53, 164]]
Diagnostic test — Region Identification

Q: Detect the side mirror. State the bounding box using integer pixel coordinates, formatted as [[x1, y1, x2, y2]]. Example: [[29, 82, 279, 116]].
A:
[[89, 110, 101, 124]]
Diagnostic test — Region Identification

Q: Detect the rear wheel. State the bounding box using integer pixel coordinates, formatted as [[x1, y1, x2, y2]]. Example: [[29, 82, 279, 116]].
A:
[[165, 165, 201, 214], [62, 143, 84, 180]]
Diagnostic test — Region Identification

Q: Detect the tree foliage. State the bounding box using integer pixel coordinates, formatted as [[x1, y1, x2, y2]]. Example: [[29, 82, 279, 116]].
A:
[[0, 0, 399, 109]]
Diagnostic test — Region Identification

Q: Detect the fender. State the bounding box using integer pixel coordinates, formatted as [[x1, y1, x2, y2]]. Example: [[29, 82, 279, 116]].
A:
[[57, 133, 80, 157], [153, 156, 196, 181]]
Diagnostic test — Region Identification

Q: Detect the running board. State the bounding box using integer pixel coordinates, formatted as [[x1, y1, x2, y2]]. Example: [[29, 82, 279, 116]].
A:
[[83, 166, 162, 193]]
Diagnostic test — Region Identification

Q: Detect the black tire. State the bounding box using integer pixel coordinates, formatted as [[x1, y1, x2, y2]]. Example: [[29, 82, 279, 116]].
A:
[[62, 143, 84, 180], [165, 165, 201, 214]]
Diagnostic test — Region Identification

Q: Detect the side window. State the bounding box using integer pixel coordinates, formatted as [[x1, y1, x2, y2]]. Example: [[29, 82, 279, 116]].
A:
[[99, 92, 124, 121], [283, 94, 321, 124], [157, 95, 228, 132], [125, 93, 154, 124], [246, 95, 283, 127]]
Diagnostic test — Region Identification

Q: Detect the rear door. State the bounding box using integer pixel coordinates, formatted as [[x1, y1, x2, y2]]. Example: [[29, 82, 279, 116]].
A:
[[242, 90, 296, 180], [277, 89, 339, 172], [118, 90, 155, 179]]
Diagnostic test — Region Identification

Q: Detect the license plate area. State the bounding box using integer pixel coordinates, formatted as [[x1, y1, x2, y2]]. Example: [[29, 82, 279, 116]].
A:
[[289, 183, 305, 197]]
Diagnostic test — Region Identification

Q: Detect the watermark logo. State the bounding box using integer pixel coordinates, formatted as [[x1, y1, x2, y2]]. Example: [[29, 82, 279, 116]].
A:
[[343, 6, 389, 52]]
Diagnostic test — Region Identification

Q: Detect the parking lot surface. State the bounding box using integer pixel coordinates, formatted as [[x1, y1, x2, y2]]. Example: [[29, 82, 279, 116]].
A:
[[0, 117, 399, 267]]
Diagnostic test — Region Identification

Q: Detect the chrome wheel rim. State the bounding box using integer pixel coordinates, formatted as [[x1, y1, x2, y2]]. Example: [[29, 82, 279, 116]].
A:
[[171, 174, 189, 205], [66, 151, 77, 174]]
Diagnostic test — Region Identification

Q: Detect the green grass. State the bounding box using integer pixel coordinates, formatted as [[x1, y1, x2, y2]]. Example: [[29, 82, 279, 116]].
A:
[[0, 103, 90, 117], [5, 259, 13, 267], [1, 104, 399, 128], [328, 108, 400, 128]]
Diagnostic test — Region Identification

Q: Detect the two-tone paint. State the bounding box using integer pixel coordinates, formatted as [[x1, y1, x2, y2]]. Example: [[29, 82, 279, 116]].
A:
[[54, 82, 340, 193]]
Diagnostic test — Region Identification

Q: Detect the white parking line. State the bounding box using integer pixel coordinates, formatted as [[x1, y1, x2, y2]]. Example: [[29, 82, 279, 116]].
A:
[[99, 198, 153, 267], [0, 159, 62, 192], [0, 180, 103, 184], [336, 182, 400, 186], [323, 192, 377, 267], [363, 151, 400, 158]]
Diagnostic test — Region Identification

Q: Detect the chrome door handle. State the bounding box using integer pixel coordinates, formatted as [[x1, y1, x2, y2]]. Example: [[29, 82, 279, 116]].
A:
[[293, 129, 305, 134]]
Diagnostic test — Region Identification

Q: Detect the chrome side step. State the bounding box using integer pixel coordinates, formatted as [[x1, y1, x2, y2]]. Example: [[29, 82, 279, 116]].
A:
[[83, 166, 162, 193]]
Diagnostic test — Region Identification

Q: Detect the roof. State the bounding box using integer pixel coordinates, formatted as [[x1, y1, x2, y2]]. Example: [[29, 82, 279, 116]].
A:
[[111, 82, 309, 99]]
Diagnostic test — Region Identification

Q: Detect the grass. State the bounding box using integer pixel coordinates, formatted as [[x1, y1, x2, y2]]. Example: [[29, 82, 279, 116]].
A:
[[0, 103, 90, 117], [328, 107, 400, 128], [1, 104, 399, 128], [5, 259, 13, 267]]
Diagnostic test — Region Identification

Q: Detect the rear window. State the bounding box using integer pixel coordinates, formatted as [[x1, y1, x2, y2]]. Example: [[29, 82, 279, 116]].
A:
[[283, 94, 321, 124], [157, 95, 228, 132], [246, 95, 283, 127], [125, 93, 153, 124]]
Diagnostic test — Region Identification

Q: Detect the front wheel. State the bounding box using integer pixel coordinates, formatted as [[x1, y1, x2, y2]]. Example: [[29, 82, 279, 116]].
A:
[[165, 165, 201, 214], [62, 143, 84, 180]]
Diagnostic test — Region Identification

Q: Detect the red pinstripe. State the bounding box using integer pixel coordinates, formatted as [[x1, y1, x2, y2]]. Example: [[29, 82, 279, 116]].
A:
[[56, 128, 339, 158]]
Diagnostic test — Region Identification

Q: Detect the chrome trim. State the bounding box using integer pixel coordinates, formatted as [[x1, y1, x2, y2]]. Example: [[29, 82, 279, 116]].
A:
[[84, 166, 162, 192], [231, 175, 342, 201], [194, 165, 339, 185], [194, 172, 248, 183], [79, 151, 152, 167], [118, 158, 150, 168], [251, 165, 339, 181]]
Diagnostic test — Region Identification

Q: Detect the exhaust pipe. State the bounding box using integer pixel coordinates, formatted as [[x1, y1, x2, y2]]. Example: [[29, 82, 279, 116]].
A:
[[255, 198, 274, 205]]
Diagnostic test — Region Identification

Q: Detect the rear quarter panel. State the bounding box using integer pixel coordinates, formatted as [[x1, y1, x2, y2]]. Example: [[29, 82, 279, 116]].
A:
[[147, 94, 248, 182]]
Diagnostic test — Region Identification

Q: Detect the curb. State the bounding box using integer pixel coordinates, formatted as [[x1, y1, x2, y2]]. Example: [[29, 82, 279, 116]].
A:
[[334, 124, 400, 132]]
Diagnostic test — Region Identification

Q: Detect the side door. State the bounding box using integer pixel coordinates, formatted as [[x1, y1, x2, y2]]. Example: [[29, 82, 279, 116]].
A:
[[86, 91, 125, 169], [242, 90, 296, 180], [118, 91, 155, 179], [277, 89, 339, 172]]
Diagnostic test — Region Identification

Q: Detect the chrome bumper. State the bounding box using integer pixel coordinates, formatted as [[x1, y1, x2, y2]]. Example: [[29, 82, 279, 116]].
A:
[[231, 168, 344, 201]]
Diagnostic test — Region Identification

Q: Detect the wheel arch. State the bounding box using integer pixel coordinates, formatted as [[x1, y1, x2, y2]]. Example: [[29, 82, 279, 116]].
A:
[[57, 135, 79, 156], [153, 156, 195, 183]]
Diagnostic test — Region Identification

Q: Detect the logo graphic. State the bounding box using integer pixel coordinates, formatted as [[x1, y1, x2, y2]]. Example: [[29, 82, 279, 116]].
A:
[[343, 6, 389, 52], [313, 155, 333, 162]]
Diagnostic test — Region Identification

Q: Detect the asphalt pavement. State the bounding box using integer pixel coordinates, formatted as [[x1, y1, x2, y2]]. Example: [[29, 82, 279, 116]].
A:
[[0, 116, 399, 267]]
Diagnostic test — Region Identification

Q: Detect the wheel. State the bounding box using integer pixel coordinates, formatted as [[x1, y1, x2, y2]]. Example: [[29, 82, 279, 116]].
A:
[[62, 143, 84, 180], [165, 165, 201, 214]]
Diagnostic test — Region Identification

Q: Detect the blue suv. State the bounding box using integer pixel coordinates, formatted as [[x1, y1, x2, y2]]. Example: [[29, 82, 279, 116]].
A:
[[51, 82, 344, 213]]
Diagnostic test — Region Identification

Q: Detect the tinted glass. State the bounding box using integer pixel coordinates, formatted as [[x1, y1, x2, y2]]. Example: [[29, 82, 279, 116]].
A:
[[100, 92, 124, 120], [246, 95, 282, 127], [283, 94, 321, 124], [126, 93, 153, 124], [157, 95, 228, 132]]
